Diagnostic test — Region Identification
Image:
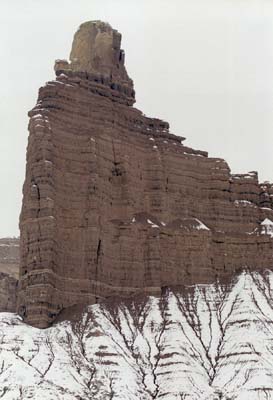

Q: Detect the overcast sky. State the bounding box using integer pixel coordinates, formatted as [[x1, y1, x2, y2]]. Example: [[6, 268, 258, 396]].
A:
[[1, 0, 273, 237]]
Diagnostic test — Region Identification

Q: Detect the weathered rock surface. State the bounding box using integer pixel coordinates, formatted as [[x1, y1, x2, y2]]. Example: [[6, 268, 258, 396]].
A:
[[19, 21, 273, 328], [0, 238, 19, 312]]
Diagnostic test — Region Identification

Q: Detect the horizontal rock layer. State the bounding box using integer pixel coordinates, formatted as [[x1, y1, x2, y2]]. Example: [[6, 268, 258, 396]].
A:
[[0, 238, 19, 312], [19, 21, 273, 328]]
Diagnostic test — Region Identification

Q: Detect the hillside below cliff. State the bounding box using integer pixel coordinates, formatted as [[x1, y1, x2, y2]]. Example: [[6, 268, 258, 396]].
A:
[[1, 271, 273, 399]]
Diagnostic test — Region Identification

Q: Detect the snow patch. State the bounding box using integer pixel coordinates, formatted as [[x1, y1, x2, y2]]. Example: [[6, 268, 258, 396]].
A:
[[147, 219, 159, 228], [194, 218, 210, 231], [234, 200, 255, 207], [32, 114, 43, 119], [261, 218, 273, 238]]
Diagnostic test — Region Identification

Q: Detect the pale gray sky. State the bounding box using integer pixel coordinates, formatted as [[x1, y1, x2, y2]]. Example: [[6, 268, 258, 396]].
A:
[[1, 0, 273, 237]]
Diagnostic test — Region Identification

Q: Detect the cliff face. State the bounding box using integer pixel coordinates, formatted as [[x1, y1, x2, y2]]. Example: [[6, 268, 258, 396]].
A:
[[19, 21, 273, 328], [0, 238, 19, 312]]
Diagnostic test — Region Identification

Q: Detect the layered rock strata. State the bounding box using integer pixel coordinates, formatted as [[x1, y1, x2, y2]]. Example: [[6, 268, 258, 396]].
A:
[[0, 238, 19, 312], [19, 21, 273, 328]]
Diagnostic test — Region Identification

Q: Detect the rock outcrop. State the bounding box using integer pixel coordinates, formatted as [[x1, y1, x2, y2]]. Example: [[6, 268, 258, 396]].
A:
[[19, 21, 273, 328], [0, 238, 19, 312]]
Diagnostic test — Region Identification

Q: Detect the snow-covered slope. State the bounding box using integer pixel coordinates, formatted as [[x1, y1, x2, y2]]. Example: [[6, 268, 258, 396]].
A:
[[1, 271, 273, 399]]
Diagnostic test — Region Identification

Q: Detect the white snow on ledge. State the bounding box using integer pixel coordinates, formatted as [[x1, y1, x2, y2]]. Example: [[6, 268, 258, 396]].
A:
[[147, 219, 159, 228], [261, 218, 273, 238], [0, 244, 19, 247], [194, 218, 210, 231], [234, 200, 254, 206]]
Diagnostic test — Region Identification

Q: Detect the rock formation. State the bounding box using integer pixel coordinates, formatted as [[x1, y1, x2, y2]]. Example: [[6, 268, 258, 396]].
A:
[[19, 21, 273, 328], [0, 238, 19, 312]]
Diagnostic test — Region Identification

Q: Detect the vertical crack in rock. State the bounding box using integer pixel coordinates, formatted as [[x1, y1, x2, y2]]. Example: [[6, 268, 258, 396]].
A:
[[96, 239, 102, 266]]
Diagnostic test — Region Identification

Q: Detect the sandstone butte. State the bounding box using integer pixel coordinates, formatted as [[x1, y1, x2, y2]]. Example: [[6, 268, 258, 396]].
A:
[[16, 21, 273, 328]]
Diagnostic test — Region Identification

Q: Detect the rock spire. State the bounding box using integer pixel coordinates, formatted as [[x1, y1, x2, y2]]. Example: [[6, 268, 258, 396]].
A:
[[55, 20, 134, 101]]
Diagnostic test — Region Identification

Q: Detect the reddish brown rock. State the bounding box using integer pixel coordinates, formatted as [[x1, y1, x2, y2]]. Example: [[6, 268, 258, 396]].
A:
[[18, 21, 273, 328]]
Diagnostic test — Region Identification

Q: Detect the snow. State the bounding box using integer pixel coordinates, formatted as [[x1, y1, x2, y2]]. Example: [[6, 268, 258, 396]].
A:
[[32, 114, 43, 119], [183, 152, 204, 157], [147, 219, 159, 228], [233, 174, 255, 180], [194, 218, 210, 231], [0, 244, 19, 247], [234, 200, 256, 207], [261, 218, 273, 238], [2, 272, 273, 398]]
